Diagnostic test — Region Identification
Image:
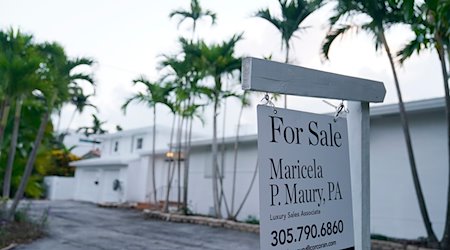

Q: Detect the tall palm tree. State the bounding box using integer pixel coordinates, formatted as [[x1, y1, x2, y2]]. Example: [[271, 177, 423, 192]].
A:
[[183, 34, 242, 218], [321, 0, 439, 245], [159, 40, 212, 213], [0, 29, 41, 199], [65, 87, 98, 134], [255, 0, 322, 108], [9, 42, 94, 219], [169, 0, 216, 38], [122, 77, 174, 204], [398, 1, 450, 248]]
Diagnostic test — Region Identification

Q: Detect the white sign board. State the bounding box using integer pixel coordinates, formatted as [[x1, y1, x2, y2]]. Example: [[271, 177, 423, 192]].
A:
[[257, 105, 354, 250]]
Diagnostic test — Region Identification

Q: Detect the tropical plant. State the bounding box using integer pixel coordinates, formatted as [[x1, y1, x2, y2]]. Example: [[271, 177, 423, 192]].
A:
[[0, 29, 42, 199], [255, 0, 322, 108], [159, 39, 211, 213], [8, 42, 94, 219], [182, 34, 242, 218], [321, 0, 439, 246], [65, 86, 98, 134], [122, 77, 174, 204], [169, 0, 216, 38], [76, 114, 107, 137], [398, 0, 450, 248]]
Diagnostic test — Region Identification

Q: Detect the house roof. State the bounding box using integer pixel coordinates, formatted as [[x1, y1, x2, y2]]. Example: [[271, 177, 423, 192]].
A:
[[70, 155, 138, 167], [186, 97, 445, 148], [93, 125, 171, 140], [370, 97, 444, 117]]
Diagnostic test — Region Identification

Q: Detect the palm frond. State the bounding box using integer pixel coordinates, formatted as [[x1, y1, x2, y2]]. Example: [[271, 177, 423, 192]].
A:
[[321, 24, 352, 61]]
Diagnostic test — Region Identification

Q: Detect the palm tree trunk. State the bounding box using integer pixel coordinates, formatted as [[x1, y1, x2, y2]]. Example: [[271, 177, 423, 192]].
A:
[[284, 42, 290, 109], [0, 97, 11, 161], [56, 109, 62, 133], [65, 108, 77, 135], [381, 31, 438, 244], [233, 162, 258, 219], [435, 36, 450, 249], [8, 95, 54, 220], [3, 96, 23, 199], [219, 85, 228, 208], [212, 97, 221, 218], [151, 107, 157, 204], [177, 107, 185, 211], [163, 114, 177, 213], [230, 100, 244, 216], [182, 97, 194, 214]]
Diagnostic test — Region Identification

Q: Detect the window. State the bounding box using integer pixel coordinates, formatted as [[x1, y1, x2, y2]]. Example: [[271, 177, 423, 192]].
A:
[[114, 141, 119, 152], [136, 138, 143, 149]]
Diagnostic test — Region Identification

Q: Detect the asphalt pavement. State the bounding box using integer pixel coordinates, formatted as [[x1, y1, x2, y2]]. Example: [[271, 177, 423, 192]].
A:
[[16, 200, 259, 250]]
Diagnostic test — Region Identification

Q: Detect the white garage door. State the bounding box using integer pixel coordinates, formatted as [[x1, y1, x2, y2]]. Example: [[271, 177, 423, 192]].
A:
[[100, 169, 122, 203], [77, 169, 100, 203]]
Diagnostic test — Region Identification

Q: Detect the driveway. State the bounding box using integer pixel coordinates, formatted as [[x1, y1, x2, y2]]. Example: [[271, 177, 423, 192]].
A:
[[16, 200, 259, 250]]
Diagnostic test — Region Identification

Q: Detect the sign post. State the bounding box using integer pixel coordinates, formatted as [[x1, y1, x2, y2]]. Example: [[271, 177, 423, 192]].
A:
[[242, 57, 386, 249]]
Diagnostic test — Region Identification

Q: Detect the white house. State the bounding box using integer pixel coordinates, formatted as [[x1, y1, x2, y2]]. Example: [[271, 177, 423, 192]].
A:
[[70, 126, 194, 204], [65, 97, 448, 240]]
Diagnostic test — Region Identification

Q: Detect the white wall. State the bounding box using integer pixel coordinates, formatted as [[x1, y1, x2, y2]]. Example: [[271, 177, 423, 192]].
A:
[[44, 176, 75, 200], [187, 141, 259, 220], [155, 108, 447, 239], [370, 110, 447, 239], [127, 158, 149, 202]]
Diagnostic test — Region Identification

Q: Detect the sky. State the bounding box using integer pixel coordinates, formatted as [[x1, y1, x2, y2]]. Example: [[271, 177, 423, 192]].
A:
[[0, 0, 445, 138]]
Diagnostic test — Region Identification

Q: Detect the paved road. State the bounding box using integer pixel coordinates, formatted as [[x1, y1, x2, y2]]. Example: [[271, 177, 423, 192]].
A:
[[17, 200, 259, 250]]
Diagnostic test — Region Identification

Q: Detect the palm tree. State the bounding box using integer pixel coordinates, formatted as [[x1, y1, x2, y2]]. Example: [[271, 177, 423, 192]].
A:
[[229, 91, 251, 217], [9, 42, 94, 219], [398, 1, 450, 248], [321, 0, 438, 245], [65, 87, 98, 134], [122, 77, 174, 205], [183, 34, 242, 218], [0, 29, 41, 199], [255, 0, 322, 108], [169, 0, 216, 38], [77, 114, 107, 137], [159, 40, 212, 213]]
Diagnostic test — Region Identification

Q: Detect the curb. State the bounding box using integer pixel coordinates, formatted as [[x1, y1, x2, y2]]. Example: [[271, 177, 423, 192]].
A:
[[142, 210, 259, 234]]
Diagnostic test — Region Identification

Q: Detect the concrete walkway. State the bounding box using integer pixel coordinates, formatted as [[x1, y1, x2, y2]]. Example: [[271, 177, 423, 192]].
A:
[[16, 200, 259, 250]]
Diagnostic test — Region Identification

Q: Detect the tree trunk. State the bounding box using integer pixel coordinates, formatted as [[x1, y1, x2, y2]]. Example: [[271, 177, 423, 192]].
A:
[[65, 108, 77, 135], [181, 116, 191, 214], [230, 100, 244, 215], [284, 42, 290, 109], [163, 114, 177, 212], [182, 97, 194, 214], [3, 96, 23, 199], [212, 97, 221, 218], [0, 97, 11, 162], [151, 107, 157, 204], [233, 162, 258, 219], [381, 31, 439, 245], [176, 107, 185, 211], [435, 35, 450, 249], [8, 96, 54, 220], [219, 83, 228, 209]]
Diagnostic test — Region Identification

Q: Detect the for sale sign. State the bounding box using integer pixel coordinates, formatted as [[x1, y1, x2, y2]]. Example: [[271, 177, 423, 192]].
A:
[[257, 105, 354, 250]]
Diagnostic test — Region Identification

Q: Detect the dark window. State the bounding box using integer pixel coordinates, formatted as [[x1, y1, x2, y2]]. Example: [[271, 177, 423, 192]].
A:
[[137, 138, 143, 149], [114, 141, 119, 152]]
